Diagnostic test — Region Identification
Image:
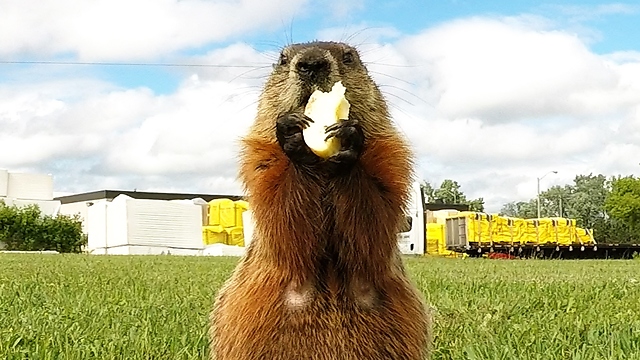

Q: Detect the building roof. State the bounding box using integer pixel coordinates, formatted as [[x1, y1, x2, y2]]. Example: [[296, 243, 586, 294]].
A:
[[54, 189, 244, 204], [424, 203, 470, 211]]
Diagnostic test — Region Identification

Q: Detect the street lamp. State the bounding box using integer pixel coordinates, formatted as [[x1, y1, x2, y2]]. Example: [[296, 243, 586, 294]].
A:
[[537, 170, 557, 219]]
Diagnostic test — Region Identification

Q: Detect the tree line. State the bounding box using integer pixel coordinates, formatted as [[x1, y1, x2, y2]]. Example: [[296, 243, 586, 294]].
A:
[[420, 179, 485, 212], [422, 174, 640, 244], [0, 200, 87, 253]]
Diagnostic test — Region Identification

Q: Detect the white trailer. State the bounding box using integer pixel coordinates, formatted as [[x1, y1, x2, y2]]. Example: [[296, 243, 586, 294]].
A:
[[86, 195, 204, 255], [396, 181, 426, 255]]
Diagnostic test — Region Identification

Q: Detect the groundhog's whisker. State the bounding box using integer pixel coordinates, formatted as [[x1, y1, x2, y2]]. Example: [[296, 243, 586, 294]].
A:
[[384, 97, 417, 121], [227, 66, 272, 84], [212, 88, 261, 110], [236, 99, 260, 114], [343, 26, 381, 45], [378, 89, 417, 107], [378, 84, 429, 105], [367, 70, 416, 86], [364, 61, 425, 69]]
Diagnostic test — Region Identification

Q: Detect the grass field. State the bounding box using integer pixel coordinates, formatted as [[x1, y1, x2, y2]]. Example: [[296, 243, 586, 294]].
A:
[[1, 254, 639, 360]]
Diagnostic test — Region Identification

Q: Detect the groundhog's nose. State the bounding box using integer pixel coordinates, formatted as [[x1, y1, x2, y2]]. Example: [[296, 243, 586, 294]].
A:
[[296, 50, 330, 80]]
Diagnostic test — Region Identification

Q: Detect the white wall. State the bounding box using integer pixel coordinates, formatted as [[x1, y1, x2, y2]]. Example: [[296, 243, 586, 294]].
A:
[[86, 200, 109, 254], [122, 197, 202, 249], [7, 172, 53, 200], [0, 169, 8, 197], [11, 199, 61, 217], [59, 201, 92, 231], [83, 195, 204, 255]]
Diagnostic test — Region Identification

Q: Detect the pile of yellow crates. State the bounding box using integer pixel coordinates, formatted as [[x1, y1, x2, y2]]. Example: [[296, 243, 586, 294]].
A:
[[423, 210, 595, 256], [446, 211, 595, 247], [202, 198, 249, 247]]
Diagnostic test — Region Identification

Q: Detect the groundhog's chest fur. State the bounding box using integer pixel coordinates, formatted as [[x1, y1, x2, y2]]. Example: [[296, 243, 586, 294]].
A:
[[212, 260, 429, 360], [208, 41, 432, 360]]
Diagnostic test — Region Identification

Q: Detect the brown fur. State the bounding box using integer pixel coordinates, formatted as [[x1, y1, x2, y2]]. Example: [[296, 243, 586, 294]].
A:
[[209, 41, 432, 360]]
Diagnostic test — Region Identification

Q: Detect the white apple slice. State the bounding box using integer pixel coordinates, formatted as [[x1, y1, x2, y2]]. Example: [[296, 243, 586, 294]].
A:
[[302, 81, 350, 159]]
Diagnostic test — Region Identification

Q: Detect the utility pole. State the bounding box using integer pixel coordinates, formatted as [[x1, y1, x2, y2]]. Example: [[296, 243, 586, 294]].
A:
[[537, 170, 557, 218], [559, 196, 563, 218]]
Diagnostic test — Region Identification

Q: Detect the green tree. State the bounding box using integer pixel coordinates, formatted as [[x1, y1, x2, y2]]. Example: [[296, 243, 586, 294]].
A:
[[434, 179, 465, 204], [499, 172, 640, 243], [515, 173, 609, 224], [467, 197, 485, 212], [499, 200, 537, 218], [568, 174, 610, 228], [420, 181, 435, 203], [540, 185, 573, 218], [0, 200, 87, 253], [423, 178, 485, 211], [605, 175, 640, 230]]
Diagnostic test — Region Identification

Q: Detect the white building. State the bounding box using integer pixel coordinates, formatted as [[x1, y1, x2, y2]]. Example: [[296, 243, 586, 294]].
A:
[[0, 169, 61, 215], [0, 169, 63, 249], [56, 189, 243, 255]]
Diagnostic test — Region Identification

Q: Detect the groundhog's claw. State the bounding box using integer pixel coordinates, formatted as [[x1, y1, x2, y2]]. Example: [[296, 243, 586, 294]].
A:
[[325, 119, 364, 172], [276, 113, 321, 165]]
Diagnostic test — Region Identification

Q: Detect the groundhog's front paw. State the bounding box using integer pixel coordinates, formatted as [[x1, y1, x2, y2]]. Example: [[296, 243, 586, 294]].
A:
[[276, 113, 321, 165], [325, 119, 364, 172]]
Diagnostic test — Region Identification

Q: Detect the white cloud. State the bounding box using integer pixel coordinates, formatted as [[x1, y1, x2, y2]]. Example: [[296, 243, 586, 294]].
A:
[[354, 16, 640, 211], [324, 0, 365, 20], [101, 74, 257, 177], [2, 13, 640, 214], [0, 0, 309, 61], [0, 43, 265, 196], [394, 16, 631, 123]]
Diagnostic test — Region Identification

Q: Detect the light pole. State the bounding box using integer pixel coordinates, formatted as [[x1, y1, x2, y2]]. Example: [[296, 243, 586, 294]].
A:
[[537, 170, 557, 219]]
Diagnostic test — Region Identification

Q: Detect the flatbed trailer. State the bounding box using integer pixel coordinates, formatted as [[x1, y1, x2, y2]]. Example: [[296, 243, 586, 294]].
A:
[[448, 242, 640, 259]]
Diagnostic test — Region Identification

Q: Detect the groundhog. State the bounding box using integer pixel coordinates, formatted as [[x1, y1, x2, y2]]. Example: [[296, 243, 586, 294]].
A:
[[209, 41, 432, 360]]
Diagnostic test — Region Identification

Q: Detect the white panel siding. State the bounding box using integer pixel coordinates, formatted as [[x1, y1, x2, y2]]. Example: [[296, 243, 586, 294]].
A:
[[11, 199, 61, 217], [87, 201, 108, 254], [125, 198, 202, 249], [7, 173, 53, 200], [0, 170, 8, 197]]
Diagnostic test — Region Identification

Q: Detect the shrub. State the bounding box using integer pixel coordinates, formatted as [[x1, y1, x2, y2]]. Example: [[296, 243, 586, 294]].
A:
[[0, 200, 87, 253]]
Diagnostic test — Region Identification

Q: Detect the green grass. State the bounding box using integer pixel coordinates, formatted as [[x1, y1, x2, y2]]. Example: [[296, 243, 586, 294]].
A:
[[1, 254, 639, 359]]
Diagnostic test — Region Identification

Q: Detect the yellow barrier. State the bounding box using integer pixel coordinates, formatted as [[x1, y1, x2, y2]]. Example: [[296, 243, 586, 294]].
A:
[[426, 223, 442, 254], [426, 223, 458, 256], [227, 227, 245, 247], [202, 225, 228, 245], [234, 200, 249, 228]]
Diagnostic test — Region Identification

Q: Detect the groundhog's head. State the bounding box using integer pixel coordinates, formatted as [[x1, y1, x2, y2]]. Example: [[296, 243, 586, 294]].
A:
[[254, 41, 392, 138]]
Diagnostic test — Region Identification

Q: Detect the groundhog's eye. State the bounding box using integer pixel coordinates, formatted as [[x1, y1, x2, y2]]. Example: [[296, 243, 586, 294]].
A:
[[278, 52, 289, 66], [342, 51, 355, 65]]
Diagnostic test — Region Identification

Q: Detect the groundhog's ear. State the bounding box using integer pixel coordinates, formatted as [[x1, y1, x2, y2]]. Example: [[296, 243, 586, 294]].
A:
[[342, 51, 354, 65], [273, 51, 289, 70], [278, 52, 289, 66]]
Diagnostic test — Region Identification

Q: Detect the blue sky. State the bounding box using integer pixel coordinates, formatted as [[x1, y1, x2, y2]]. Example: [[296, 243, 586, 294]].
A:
[[10, 1, 638, 95], [126, 2, 637, 90], [1, 0, 640, 212]]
